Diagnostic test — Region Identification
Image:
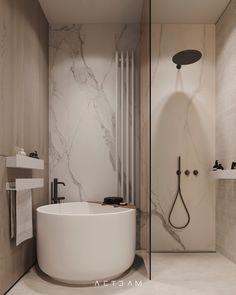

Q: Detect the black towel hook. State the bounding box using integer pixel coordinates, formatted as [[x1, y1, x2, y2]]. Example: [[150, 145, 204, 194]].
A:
[[168, 156, 191, 229]]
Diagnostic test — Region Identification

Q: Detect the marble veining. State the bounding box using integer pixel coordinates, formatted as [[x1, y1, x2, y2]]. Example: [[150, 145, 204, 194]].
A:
[[151, 24, 215, 251], [151, 191, 185, 250], [49, 24, 140, 202]]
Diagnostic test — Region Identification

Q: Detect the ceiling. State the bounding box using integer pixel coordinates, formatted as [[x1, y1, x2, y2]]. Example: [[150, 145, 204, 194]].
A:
[[39, 0, 231, 25], [38, 0, 143, 24], [152, 0, 231, 24]]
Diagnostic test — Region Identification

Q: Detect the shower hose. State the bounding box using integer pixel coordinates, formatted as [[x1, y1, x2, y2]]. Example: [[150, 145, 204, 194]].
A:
[[168, 156, 190, 229]]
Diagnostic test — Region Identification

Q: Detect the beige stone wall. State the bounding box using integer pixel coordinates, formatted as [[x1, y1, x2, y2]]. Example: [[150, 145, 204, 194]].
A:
[[216, 0, 236, 264], [0, 0, 49, 293], [151, 24, 216, 251]]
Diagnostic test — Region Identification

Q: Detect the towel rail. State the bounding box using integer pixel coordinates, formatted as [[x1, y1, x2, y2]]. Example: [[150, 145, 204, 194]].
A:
[[116, 51, 135, 204]]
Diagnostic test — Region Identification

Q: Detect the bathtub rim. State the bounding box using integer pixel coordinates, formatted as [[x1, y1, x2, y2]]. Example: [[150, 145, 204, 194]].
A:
[[37, 201, 135, 217]]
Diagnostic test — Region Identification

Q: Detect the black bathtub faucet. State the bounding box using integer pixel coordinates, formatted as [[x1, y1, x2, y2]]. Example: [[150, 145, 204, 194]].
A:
[[51, 178, 66, 204]]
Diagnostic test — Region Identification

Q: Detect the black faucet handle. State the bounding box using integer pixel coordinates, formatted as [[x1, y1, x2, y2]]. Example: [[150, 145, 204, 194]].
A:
[[57, 197, 65, 204], [50, 181, 54, 203]]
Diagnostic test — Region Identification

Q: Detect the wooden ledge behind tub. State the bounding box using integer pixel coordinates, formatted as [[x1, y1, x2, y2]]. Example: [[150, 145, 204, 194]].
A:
[[88, 201, 136, 209]]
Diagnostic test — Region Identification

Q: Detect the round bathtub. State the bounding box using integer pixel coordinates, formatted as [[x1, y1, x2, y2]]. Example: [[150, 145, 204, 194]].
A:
[[36, 202, 136, 284]]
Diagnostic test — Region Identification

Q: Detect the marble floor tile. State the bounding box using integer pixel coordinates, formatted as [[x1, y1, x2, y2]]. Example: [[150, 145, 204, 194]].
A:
[[7, 253, 236, 295]]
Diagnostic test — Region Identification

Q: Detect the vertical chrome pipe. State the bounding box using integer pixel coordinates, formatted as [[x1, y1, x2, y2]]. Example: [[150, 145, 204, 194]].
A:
[[131, 51, 135, 204], [116, 50, 135, 204], [120, 51, 124, 199], [126, 51, 130, 203], [115, 51, 119, 196]]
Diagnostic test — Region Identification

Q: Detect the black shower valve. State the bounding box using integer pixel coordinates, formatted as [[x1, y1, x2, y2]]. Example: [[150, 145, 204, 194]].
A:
[[193, 170, 199, 176], [185, 170, 190, 176], [231, 162, 236, 169]]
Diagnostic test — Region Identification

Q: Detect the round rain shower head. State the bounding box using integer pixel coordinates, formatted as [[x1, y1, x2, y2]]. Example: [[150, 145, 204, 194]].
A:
[[172, 49, 202, 69]]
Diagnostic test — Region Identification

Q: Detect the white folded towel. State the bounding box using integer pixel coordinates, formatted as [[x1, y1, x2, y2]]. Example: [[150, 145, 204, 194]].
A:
[[16, 189, 33, 246]]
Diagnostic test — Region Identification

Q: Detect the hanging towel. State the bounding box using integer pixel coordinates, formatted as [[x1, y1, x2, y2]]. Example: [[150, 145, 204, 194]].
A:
[[16, 189, 33, 246]]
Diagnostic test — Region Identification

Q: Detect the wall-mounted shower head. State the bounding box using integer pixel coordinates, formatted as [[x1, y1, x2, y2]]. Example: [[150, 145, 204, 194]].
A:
[[172, 49, 202, 69]]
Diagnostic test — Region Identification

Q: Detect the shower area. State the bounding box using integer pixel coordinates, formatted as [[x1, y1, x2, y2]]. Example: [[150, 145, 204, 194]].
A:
[[135, 0, 218, 280], [149, 0, 236, 281], [150, 15, 216, 252]]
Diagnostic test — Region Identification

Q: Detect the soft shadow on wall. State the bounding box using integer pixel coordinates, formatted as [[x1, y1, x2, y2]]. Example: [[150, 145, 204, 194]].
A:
[[151, 89, 215, 251]]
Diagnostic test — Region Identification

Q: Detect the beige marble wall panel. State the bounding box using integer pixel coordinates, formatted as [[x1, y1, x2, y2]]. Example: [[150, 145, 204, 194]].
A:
[[151, 24, 215, 251], [216, 0, 236, 264]]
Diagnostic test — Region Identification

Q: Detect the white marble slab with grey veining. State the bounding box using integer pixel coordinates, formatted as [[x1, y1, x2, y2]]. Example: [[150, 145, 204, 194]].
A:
[[49, 24, 140, 202]]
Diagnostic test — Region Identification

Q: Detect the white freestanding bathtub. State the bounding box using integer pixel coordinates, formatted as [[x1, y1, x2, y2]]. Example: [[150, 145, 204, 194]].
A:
[[37, 202, 136, 284]]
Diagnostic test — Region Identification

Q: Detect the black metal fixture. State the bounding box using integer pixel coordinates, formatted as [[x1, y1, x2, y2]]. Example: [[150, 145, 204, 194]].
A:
[[218, 164, 224, 170], [172, 49, 202, 69], [168, 156, 191, 229], [51, 178, 66, 204], [213, 160, 219, 171], [29, 150, 39, 159], [212, 160, 224, 170], [193, 170, 199, 176], [231, 162, 236, 169], [185, 170, 190, 176], [103, 196, 123, 205]]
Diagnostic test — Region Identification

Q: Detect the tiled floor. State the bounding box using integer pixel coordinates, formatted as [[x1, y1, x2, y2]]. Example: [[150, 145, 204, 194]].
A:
[[7, 253, 236, 295]]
